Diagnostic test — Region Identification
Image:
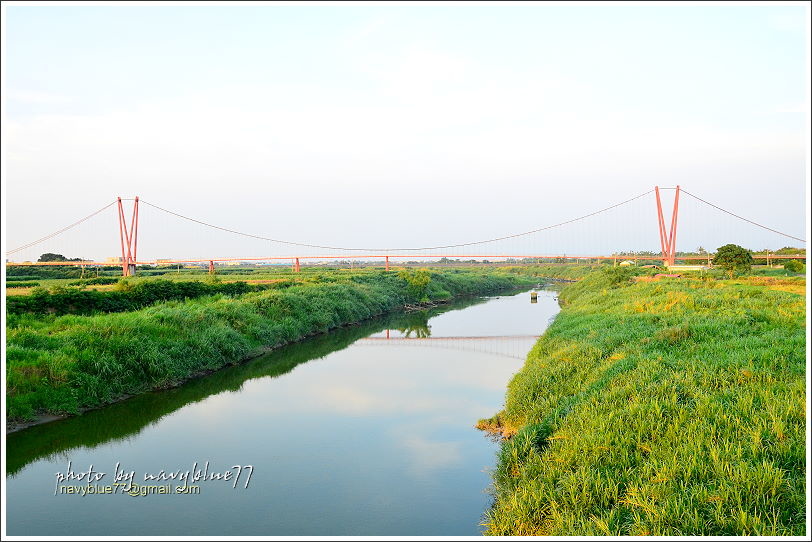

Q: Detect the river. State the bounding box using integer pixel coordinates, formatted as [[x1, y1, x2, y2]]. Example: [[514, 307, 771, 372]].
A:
[[5, 287, 560, 536]]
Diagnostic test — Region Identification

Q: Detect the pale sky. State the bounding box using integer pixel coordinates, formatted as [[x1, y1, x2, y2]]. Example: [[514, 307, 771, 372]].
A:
[[2, 2, 809, 262]]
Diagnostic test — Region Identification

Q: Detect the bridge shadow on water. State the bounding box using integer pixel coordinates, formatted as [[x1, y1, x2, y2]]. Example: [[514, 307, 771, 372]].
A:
[[5, 292, 513, 477]]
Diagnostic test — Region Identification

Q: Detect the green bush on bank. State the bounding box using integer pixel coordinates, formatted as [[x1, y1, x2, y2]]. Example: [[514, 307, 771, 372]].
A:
[[782, 260, 805, 273], [6, 270, 528, 422], [503, 264, 601, 281], [5, 266, 99, 279], [6, 275, 41, 282], [68, 277, 120, 286], [6, 278, 296, 316], [482, 270, 805, 536]]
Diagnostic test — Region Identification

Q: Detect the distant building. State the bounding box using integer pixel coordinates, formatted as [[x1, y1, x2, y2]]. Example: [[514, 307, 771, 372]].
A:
[[105, 256, 123, 264]]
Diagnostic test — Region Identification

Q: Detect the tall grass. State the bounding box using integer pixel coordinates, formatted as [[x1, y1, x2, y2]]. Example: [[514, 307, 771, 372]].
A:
[[6, 278, 295, 316], [6, 270, 528, 422], [503, 264, 603, 281], [481, 268, 805, 536]]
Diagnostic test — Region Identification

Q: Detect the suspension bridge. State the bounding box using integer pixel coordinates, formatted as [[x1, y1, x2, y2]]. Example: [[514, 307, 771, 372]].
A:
[[5, 186, 805, 277]]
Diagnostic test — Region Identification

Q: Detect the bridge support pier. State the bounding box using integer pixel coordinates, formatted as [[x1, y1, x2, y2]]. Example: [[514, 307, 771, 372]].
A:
[[293, 258, 301, 273], [208, 260, 215, 274], [385, 255, 390, 272]]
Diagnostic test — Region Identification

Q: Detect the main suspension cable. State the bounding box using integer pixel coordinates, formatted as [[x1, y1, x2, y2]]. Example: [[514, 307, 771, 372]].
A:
[[6, 201, 118, 255], [140, 189, 654, 252], [681, 189, 805, 243], [11, 188, 799, 258]]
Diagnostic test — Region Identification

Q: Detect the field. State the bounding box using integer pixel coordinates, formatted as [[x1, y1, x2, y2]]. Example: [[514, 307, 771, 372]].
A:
[[478, 267, 806, 535], [5, 267, 532, 424]]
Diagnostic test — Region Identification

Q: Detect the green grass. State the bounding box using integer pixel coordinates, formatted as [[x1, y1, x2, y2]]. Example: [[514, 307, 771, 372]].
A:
[[503, 264, 603, 281], [748, 266, 806, 277], [480, 268, 806, 536], [6, 282, 40, 289], [6, 277, 297, 316], [6, 269, 530, 423]]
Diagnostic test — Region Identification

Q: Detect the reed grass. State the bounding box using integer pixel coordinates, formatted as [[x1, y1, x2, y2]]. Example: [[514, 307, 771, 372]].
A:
[[481, 268, 806, 536]]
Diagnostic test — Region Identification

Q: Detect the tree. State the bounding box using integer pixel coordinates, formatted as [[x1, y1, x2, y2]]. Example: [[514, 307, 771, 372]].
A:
[[37, 253, 84, 262], [38, 253, 68, 262], [713, 244, 753, 279]]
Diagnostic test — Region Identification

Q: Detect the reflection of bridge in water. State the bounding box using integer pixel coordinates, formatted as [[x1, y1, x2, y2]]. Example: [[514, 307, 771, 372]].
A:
[[356, 334, 540, 361]]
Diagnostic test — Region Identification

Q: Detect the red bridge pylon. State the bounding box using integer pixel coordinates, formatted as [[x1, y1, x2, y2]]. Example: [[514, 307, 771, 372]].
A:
[[655, 185, 680, 267], [117, 197, 139, 277]]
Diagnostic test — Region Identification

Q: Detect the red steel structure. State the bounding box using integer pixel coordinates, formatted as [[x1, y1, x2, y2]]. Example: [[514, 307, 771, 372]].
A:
[[9, 253, 804, 269], [6, 187, 805, 274], [655, 185, 680, 267], [117, 197, 139, 277]]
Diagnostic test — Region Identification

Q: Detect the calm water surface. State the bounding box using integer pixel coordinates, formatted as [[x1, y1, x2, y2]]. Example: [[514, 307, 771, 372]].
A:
[[6, 288, 560, 536]]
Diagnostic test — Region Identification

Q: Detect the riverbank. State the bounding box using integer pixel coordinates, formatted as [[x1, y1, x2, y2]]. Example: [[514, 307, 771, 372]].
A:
[[8, 295, 507, 474], [503, 263, 598, 281], [7, 269, 531, 428], [479, 267, 806, 535]]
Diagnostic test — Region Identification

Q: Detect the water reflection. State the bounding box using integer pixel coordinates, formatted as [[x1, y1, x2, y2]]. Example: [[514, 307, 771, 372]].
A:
[[396, 310, 433, 338], [358, 336, 539, 361], [5, 294, 494, 477], [5, 287, 561, 536]]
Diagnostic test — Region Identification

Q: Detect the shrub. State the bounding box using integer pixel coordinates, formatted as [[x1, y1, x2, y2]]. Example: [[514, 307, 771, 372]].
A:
[[8, 279, 301, 316], [5, 266, 85, 279], [783, 259, 805, 273], [115, 277, 135, 292], [68, 277, 119, 286], [398, 269, 432, 302]]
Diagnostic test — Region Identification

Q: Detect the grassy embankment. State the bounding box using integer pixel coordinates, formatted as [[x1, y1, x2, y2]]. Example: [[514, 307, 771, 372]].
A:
[[504, 264, 600, 281], [6, 278, 296, 316], [505, 263, 806, 283], [6, 269, 531, 424], [479, 267, 806, 536]]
